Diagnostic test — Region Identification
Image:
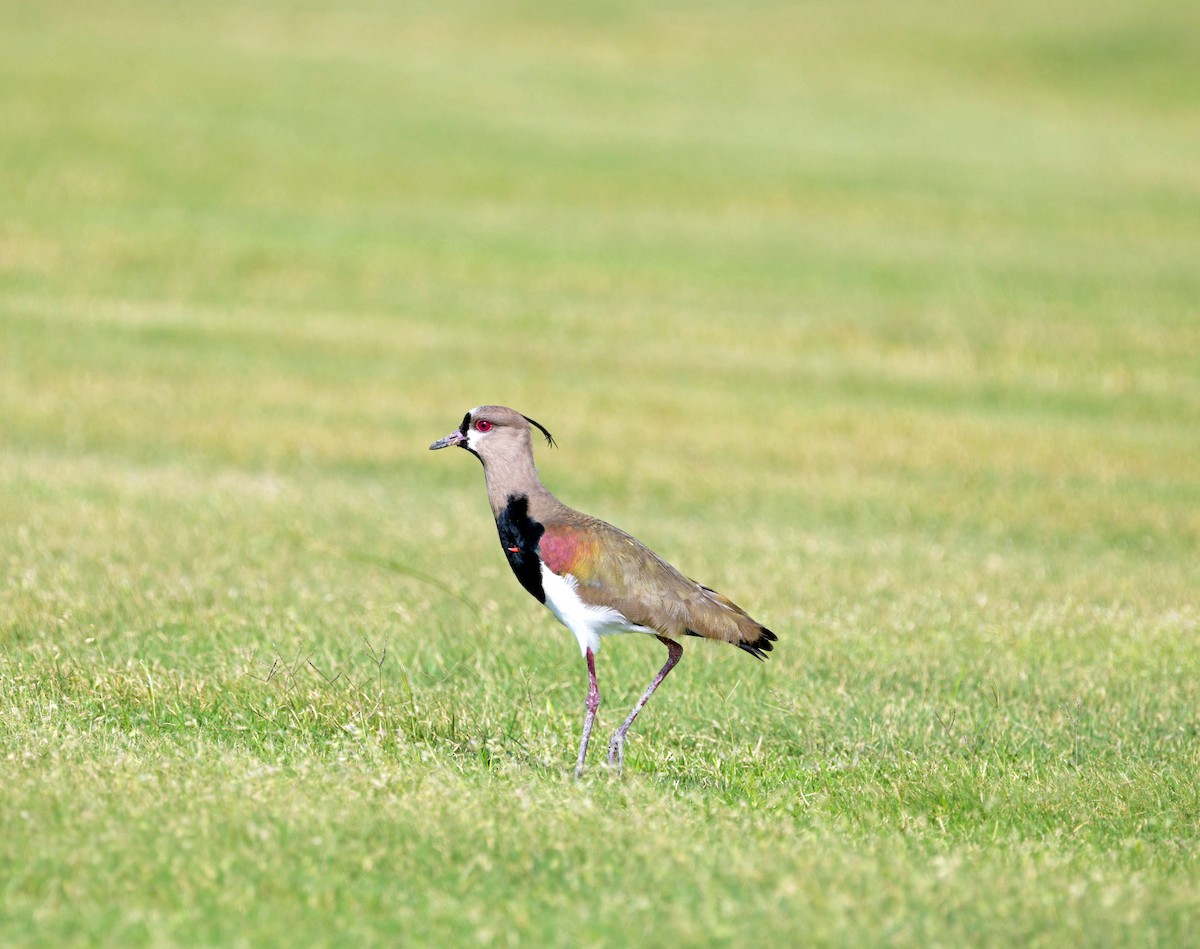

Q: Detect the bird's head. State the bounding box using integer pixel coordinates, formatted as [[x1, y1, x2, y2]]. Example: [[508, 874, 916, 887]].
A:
[[429, 405, 556, 465]]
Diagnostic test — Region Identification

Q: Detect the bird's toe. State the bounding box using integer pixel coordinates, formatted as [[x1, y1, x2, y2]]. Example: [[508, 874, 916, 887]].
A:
[[606, 734, 625, 773]]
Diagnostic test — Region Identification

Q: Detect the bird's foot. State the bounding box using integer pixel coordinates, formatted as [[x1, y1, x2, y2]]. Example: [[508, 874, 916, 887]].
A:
[[606, 733, 625, 775]]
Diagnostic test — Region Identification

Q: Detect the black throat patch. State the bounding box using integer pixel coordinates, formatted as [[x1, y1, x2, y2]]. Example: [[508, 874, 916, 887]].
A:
[[496, 494, 546, 604]]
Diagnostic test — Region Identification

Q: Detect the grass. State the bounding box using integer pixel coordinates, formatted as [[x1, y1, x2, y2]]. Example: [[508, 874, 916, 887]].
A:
[[2, 0, 1199, 944]]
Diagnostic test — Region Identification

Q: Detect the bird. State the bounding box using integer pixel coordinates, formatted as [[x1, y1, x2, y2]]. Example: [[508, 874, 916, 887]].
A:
[[429, 405, 776, 778]]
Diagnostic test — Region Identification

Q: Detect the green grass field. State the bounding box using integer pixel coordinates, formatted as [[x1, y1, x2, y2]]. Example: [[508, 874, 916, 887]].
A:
[[3, 0, 1199, 944]]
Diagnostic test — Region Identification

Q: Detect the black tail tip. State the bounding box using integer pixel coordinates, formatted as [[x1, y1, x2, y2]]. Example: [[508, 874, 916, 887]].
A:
[[738, 626, 777, 662]]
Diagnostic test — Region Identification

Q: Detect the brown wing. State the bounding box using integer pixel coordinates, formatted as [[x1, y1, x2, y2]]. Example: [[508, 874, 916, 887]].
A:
[[540, 514, 777, 659]]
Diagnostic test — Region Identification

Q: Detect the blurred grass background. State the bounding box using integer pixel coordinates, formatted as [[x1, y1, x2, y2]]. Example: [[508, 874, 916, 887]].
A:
[[2, 0, 1199, 945]]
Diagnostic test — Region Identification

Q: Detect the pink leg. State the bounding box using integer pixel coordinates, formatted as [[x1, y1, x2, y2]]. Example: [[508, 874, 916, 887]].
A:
[[607, 636, 683, 774], [574, 648, 600, 780]]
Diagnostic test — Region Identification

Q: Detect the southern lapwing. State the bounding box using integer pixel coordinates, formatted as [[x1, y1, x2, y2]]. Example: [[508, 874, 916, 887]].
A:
[[429, 405, 776, 777]]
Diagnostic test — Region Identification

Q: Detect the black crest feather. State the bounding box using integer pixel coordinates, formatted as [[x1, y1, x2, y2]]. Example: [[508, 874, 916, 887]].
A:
[[522, 414, 556, 448]]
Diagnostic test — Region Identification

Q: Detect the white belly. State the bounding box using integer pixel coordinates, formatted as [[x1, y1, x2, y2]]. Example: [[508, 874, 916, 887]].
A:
[[540, 565, 657, 656]]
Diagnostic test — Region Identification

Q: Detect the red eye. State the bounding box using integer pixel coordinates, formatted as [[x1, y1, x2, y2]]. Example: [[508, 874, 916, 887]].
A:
[[474, 419, 493, 432]]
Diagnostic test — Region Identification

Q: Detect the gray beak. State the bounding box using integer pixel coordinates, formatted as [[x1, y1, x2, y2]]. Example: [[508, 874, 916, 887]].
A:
[[429, 430, 466, 450]]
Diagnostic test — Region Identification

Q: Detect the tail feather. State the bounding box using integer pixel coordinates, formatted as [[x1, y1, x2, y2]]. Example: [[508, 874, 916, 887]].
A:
[[737, 625, 777, 661], [693, 583, 778, 660]]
